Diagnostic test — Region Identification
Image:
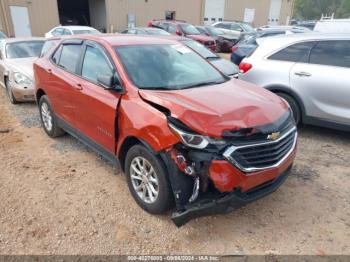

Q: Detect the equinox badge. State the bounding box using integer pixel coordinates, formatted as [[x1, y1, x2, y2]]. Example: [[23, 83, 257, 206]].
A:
[[267, 132, 280, 141]]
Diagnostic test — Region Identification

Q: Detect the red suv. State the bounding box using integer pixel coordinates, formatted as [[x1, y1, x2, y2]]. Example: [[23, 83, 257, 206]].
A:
[[34, 35, 297, 227], [148, 19, 217, 52]]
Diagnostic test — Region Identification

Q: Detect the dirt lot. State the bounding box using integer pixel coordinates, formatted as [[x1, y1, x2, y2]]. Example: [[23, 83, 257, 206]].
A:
[[0, 86, 349, 255]]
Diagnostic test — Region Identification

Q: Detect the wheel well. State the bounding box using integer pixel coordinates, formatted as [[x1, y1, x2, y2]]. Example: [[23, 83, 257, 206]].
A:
[[269, 88, 304, 121], [118, 136, 142, 172], [4, 76, 8, 87], [36, 89, 46, 103]]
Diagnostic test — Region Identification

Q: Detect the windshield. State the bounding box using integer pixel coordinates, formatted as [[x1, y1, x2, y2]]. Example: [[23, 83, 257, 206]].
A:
[[6, 41, 44, 59], [241, 23, 254, 32], [147, 29, 170, 35], [115, 44, 226, 90], [183, 40, 218, 59], [72, 29, 100, 35], [180, 24, 201, 35], [207, 27, 224, 36]]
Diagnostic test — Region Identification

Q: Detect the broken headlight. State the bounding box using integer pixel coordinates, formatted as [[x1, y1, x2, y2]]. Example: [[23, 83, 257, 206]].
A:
[[168, 122, 225, 149]]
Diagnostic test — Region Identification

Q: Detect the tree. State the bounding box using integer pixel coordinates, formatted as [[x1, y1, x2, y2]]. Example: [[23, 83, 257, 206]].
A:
[[293, 0, 350, 20]]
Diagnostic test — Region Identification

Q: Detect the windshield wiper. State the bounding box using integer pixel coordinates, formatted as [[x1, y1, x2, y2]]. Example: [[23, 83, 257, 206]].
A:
[[181, 80, 225, 89]]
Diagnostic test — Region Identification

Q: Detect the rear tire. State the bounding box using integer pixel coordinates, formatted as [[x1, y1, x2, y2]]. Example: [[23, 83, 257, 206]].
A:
[[125, 144, 174, 214], [276, 92, 301, 125], [39, 95, 65, 137], [5, 78, 18, 104]]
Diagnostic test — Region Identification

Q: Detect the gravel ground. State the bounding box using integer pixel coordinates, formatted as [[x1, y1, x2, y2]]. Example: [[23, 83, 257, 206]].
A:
[[0, 84, 349, 255]]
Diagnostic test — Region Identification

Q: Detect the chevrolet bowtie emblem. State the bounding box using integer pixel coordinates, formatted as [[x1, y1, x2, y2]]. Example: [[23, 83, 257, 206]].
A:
[[267, 132, 280, 141]]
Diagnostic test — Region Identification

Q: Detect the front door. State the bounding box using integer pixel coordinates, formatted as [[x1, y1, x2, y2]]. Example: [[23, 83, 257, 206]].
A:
[[73, 41, 121, 154], [290, 40, 350, 125], [9, 6, 32, 37]]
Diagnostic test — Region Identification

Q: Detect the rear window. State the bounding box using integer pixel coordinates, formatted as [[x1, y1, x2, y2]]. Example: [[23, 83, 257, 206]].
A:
[[309, 40, 350, 68], [40, 40, 59, 57], [55, 44, 82, 73], [268, 42, 316, 62]]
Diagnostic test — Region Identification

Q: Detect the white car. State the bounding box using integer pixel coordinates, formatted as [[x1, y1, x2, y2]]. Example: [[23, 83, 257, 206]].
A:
[[238, 33, 350, 131], [45, 26, 101, 38]]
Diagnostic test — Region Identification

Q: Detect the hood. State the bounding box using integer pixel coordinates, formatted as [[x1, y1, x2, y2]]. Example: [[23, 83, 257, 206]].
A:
[[139, 79, 289, 138], [5, 57, 37, 79], [210, 58, 238, 76], [186, 34, 214, 42]]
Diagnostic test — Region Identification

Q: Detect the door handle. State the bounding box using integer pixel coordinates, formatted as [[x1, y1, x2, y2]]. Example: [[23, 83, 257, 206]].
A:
[[75, 83, 83, 91], [295, 71, 311, 77]]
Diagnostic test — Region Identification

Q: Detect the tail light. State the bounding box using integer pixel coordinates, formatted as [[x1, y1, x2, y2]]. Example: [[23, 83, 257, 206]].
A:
[[231, 46, 238, 53], [239, 62, 253, 73], [147, 21, 153, 27], [176, 29, 183, 36]]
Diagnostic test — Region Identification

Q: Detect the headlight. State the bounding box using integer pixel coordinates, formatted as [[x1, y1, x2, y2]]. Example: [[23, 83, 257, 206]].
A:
[[168, 123, 225, 149], [13, 72, 32, 86]]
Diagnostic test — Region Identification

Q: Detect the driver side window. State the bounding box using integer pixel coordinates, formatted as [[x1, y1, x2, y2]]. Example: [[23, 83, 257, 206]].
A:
[[81, 45, 114, 84]]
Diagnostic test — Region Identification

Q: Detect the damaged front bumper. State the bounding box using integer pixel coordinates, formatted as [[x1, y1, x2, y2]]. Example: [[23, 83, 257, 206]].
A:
[[171, 165, 292, 227]]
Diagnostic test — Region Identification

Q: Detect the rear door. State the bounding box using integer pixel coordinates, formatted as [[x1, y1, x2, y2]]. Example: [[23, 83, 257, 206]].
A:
[[290, 40, 350, 125], [44, 40, 84, 126], [73, 41, 122, 154]]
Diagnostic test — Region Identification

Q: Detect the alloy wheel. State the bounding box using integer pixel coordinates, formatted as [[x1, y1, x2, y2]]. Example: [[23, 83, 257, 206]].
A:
[[130, 156, 159, 204], [41, 102, 53, 132]]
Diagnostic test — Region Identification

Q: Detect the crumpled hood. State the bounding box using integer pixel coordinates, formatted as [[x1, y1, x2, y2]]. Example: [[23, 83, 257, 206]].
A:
[[139, 79, 289, 138], [6, 57, 37, 79], [186, 34, 214, 43]]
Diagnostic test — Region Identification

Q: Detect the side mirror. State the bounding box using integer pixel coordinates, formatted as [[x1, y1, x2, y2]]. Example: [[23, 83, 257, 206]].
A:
[[97, 73, 123, 92]]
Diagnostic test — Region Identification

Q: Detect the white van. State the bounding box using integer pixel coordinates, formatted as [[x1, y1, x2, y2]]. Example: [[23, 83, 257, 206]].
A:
[[314, 19, 350, 33]]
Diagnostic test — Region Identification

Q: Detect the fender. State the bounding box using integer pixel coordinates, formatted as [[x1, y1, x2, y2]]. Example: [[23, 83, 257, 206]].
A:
[[264, 84, 307, 119]]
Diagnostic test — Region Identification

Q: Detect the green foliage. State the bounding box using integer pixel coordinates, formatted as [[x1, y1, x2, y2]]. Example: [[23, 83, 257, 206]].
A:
[[293, 0, 350, 20]]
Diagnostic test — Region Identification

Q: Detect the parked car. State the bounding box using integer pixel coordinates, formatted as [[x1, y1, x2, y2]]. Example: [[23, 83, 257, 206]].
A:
[[121, 27, 170, 36], [231, 28, 307, 66], [0, 31, 7, 39], [314, 19, 350, 33], [0, 38, 45, 104], [148, 19, 216, 51], [212, 21, 254, 38], [295, 21, 316, 31], [256, 25, 311, 33], [34, 35, 297, 226], [239, 33, 350, 131], [179, 37, 238, 77], [195, 25, 238, 52], [45, 26, 101, 38]]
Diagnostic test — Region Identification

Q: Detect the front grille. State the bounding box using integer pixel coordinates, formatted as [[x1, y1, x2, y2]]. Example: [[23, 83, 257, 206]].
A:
[[223, 128, 297, 173]]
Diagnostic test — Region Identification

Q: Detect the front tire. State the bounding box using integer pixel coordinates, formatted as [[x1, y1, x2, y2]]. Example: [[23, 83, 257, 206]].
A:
[[5, 78, 18, 104], [276, 92, 301, 125], [39, 95, 65, 137], [125, 145, 174, 214]]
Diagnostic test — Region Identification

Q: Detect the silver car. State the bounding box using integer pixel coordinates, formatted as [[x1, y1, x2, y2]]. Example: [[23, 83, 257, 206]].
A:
[[0, 38, 45, 103], [239, 33, 350, 131]]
